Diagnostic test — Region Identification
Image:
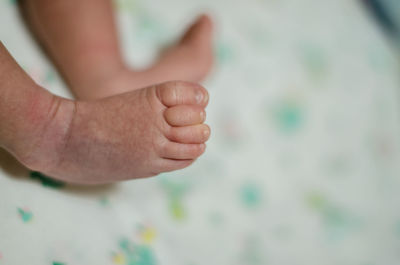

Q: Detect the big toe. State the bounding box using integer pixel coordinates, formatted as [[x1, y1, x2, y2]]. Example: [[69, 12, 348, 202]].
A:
[[156, 81, 209, 107]]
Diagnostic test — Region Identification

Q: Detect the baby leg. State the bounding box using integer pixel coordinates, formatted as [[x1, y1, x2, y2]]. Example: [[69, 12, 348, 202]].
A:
[[20, 0, 214, 100]]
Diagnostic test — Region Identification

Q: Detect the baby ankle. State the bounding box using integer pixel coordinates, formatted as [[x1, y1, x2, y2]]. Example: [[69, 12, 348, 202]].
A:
[[12, 93, 76, 173]]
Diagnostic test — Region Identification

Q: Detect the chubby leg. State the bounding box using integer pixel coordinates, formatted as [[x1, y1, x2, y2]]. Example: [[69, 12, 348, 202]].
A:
[[20, 0, 214, 100], [0, 43, 210, 184]]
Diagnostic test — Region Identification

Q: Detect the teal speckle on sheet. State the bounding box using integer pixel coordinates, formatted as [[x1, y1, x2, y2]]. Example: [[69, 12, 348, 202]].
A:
[[161, 180, 189, 220], [52, 262, 65, 265], [299, 44, 328, 80], [216, 42, 235, 65], [115, 238, 157, 265], [272, 100, 304, 133], [30, 171, 65, 189], [17, 207, 33, 223], [240, 182, 262, 208], [306, 192, 361, 241]]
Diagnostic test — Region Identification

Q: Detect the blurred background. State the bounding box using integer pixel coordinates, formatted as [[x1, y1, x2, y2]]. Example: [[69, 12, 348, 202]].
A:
[[0, 0, 400, 264]]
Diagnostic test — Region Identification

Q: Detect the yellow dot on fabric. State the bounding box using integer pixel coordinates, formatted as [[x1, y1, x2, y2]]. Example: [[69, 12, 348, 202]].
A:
[[112, 253, 125, 265], [141, 227, 157, 244]]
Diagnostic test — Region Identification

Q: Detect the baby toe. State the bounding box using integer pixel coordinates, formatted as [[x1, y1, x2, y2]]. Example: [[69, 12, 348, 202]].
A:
[[168, 124, 210, 144], [157, 158, 195, 173], [160, 141, 206, 160], [164, 105, 205, 126], [156, 81, 209, 107]]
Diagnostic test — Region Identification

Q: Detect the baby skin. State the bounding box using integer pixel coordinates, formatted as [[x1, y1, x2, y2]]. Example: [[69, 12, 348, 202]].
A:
[[0, 0, 213, 184]]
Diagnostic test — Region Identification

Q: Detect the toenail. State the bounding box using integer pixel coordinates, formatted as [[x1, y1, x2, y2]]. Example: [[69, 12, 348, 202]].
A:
[[204, 92, 209, 103], [200, 110, 206, 121], [196, 90, 203, 104]]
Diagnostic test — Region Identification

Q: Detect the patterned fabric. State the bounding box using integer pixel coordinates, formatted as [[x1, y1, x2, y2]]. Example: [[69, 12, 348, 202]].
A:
[[1, 0, 400, 264]]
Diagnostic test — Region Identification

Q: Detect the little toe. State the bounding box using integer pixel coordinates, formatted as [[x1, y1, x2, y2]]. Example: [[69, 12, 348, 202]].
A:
[[164, 105, 205, 126], [156, 81, 209, 107], [167, 124, 210, 144], [157, 158, 195, 173], [160, 142, 206, 160]]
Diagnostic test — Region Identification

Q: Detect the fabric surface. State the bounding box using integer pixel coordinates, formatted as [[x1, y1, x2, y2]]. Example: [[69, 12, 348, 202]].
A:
[[1, 0, 400, 264]]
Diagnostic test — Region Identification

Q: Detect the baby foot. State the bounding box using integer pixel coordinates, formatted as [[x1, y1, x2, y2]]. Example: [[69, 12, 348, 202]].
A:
[[21, 81, 210, 184], [84, 15, 214, 100], [146, 14, 214, 83]]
